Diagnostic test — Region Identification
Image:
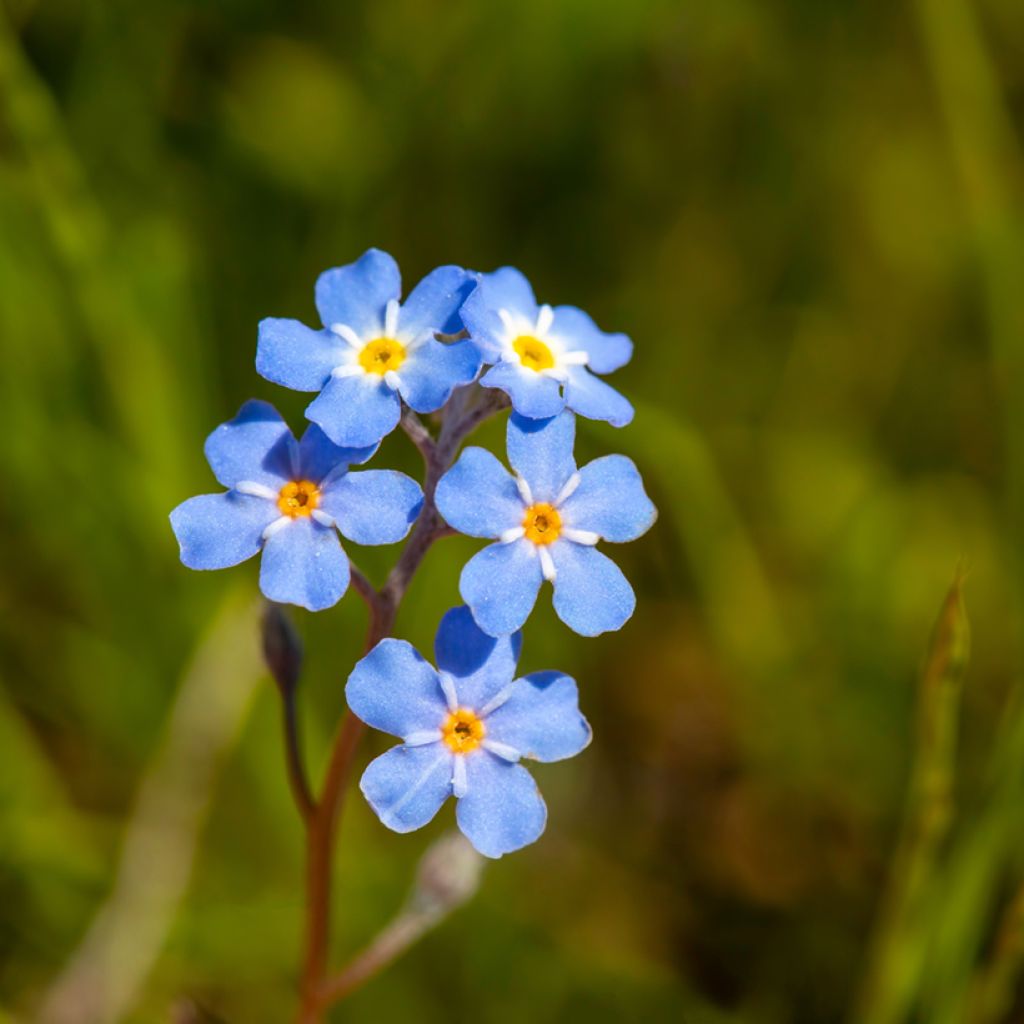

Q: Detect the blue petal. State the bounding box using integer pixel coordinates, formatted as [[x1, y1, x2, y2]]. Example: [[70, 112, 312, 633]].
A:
[[256, 319, 344, 393], [398, 265, 477, 337], [203, 400, 293, 490], [460, 539, 543, 637], [455, 753, 546, 858], [346, 638, 448, 738], [435, 447, 522, 539], [305, 372, 402, 448], [395, 338, 481, 414], [258, 518, 349, 611], [434, 606, 521, 710], [170, 492, 277, 570], [563, 366, 634, 427], [361, 743, 453, 834], [297, 424, 378, 484], [548, 306, 633, 374], [320, 470, 422, 545], [560, 455, 657, 542], [460, 267, 538, 362], [506, 411, 577, 503], [550, 542, 635, 636], [314, 248, 401, 336], [485, 672, 591, 763], [480, 361, 564, 420]]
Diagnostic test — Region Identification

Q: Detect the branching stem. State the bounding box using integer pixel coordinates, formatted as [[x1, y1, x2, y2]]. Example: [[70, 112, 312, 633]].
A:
[[292, 387, 508, 1023]]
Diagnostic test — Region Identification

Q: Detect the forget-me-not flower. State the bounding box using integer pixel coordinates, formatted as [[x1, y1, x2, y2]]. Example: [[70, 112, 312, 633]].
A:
[[460, 267, 634, 426], [436, 411, 655, 637], [257, 249, 481, 448], [347, 605, 591, 858], [169, 400, 422, 610]]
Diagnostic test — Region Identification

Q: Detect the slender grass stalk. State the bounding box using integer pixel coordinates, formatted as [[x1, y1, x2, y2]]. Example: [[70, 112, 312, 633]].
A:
[[853, 572, 970, 1024], [36, 589, 265, 1024]]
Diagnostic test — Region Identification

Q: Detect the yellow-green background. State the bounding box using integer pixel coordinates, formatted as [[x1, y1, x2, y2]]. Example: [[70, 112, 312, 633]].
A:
[[2, 0, 1024, 1021]]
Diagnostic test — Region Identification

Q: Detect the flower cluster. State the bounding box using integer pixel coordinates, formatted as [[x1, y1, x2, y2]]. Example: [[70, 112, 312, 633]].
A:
[[170, 248, 655, 857]]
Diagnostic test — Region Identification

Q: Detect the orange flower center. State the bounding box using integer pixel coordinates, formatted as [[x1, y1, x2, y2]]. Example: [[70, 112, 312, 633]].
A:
[[358, 337, 406, 375], [522, 502, 562, 545], [441, 709, 485, 754], [277, 480, 320, 518], [512, 335, 555, 372]]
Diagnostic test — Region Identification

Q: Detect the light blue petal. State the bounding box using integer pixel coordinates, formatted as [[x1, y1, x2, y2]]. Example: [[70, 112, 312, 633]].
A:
[[256, 318, 344, 392], [314, 248, 401, 336], [563, 366, 634, 427], [395, 338, 481, 413], [455, 753, 546, 858], [258, 517, 349, 611], [460, 539, 543, 637], [460, 267, 538, 362], [485, 672, 591, 763], [506, 411, 577, 503], [548, 306, 633, 374], [480, 361, 565, 420], [433, 606, 521, 711], [398, 265, 477, 337], [435, 447, 522, 539], [297, 424, 377, 484], [361, 743, 453, 834], [305, 372, 402, 448], [320, 470, 422, 545], [550, 542, 635, 636], [170, 492, 277, 570], [203, 400, 292, 490], [560, 455, 657, 542], [346, 638, 448, 738]]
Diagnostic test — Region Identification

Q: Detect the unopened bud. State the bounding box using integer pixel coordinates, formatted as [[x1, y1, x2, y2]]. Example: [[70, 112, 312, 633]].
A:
[[261, 602, 303, 696], [409, 832, 484, 917]]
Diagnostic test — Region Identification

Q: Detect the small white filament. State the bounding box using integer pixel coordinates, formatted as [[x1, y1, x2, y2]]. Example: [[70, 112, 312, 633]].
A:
[[235, 480, 278, 501], [560, 350, 589, 366], [499, 526, 525, 544], [438, 672, 459, 713], [384, 298, 400, 338], [311, 509, 335, 528], [483, 740, 521, 763], [330, 323, 363, 349], [554, 472, 581, 506], [452, 756, 468, 798], [261, 516, 291, 541], [538, 546, 557, 581], [535, 304, 554, 335], [404, 729, 442, 747], [515, 475, 534, 506], [497, 308, 517, 336], [561, 528, 600, 546]]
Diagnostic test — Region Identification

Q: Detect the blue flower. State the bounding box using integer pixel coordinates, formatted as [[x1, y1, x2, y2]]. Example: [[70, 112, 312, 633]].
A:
[[257, 249, 482, 448], [436, 411, 655, 637], [460, 267, 634, 426], [347, 606, 591, 858], [169, 400, 423, 611]]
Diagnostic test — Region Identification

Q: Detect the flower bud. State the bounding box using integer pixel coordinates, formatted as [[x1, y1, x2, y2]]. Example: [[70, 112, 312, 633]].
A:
[[409, 832, 484, 917], [260, 602, 303, 697]]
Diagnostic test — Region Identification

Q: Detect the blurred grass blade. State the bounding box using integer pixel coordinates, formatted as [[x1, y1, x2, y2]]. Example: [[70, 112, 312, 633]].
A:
[[35, 589, 264, 1024], [854, 572, 969, 1024]]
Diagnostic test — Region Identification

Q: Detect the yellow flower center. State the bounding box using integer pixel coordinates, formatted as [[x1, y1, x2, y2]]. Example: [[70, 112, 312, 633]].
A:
[[513, 335, 555, 372], [277, 480, 321, 518], [358, 337, 406, 375], [442, 709, 485, 754], [523, 502, 562, 545]]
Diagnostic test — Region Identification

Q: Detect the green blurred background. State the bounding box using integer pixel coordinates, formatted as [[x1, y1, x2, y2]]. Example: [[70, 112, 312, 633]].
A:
[[2, 0, 1024, 1021]]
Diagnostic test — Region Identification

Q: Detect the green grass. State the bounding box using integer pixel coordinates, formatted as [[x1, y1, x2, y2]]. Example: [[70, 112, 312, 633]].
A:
[[1, 0, 1023, 1020]]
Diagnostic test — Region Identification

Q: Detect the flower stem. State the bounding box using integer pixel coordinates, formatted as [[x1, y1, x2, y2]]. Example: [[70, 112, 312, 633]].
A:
[[292, 386, 508, 1023]]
